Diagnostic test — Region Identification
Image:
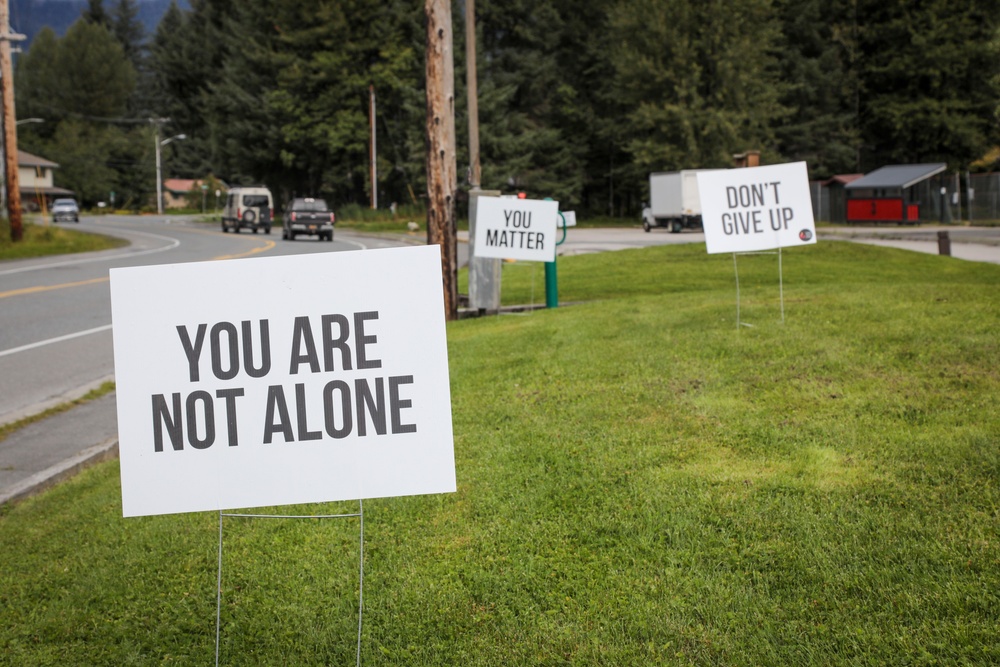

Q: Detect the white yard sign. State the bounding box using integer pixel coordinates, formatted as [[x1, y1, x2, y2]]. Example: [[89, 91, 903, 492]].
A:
[[111, 246, 455, 517], [697, 162, 816, 254], [474, 196, 559, 262]]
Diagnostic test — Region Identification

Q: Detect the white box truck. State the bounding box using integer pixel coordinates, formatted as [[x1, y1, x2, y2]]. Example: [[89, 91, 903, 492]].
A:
[[642, 170, 721, 233]]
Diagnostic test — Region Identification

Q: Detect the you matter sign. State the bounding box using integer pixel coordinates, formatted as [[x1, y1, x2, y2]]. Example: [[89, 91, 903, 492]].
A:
[[697, 162, 816, 254], [110, 246, 455, 517], [473, 196, 558, 262]]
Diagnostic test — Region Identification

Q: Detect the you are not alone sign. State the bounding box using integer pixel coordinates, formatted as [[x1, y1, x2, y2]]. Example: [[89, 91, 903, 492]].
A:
[[110, 246, 456, 517]]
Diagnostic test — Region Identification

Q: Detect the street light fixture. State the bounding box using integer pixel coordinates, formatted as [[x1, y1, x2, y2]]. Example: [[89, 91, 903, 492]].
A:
[[155, 132, 186, 214]]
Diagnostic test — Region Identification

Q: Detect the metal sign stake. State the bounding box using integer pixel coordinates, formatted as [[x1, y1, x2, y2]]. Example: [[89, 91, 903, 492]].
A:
[[732, 249, 786, 328], [214, 502, 365, 666]]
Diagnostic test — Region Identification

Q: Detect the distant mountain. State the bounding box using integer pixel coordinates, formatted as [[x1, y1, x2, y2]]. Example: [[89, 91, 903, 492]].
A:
[[12, 0, 190, 47]]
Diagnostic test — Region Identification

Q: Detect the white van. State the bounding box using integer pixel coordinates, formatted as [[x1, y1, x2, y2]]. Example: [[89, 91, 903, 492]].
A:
[[222, 187, 274, 234]]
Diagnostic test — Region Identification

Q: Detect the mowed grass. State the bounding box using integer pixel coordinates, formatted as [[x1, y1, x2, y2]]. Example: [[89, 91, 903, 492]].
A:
[[0, 221, 127, 260], [1, 241, 998, 665]]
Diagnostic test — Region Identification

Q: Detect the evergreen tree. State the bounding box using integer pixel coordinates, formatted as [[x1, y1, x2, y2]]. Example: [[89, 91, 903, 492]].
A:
[[14, 27, 61, 139], [81, 0, 112, 30], [18, 19, 136, 122], [201, 0, 285, 189], [15, 20, 138, 206], [469, 0, 587, 204], [147, 1, 206, 176], [44, 121, 123, 205], [111, 0, 146, 71], [856, 0, 1000, 170], [609, 0, 785, 176], [773, 0, 861, 178]]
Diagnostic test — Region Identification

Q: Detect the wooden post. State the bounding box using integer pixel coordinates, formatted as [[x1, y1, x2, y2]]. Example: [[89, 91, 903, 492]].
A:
[[369, 85, 377, 209], [0, 0, 23, 242], [465, 0, 480, 189], [425, 0, 458, 320]]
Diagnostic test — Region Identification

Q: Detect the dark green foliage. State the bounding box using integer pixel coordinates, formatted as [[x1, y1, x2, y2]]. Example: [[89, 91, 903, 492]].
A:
[[773, 0, 861, 178], [856, 0, 1000, 171], [15, 21, 144, 207], [19, 20, 136, 123], [81, 0, 112, 29], [467, 0, 587, 204], [111, 0, 146, 72], [609, 0, 786, 175], [15, 0, 1000, 215]]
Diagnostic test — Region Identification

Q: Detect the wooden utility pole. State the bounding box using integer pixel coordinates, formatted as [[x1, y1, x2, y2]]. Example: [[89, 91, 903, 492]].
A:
[[465, 0, 480, 189], [369, 85, 377, 209], [425, 0, 458, 320], [0, 0, 23, 242]]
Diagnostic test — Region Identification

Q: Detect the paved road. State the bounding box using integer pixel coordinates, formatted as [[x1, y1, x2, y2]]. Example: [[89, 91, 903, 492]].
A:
[[818, 225, 1000, 264], [0, 215, 420, 424], [547, 224, 1000, 264]]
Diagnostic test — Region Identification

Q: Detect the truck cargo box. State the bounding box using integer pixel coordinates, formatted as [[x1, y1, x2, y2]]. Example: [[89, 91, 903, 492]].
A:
[[643, 169, 722, 232]]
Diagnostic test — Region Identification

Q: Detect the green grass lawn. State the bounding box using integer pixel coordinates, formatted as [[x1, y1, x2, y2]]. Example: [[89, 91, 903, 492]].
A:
[[0, 221, 127, 260], [1, 241, 998, 665]]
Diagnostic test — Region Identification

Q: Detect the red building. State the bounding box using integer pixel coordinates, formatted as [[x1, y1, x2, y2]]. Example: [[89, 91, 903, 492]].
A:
[[844, 163, 947, 224]]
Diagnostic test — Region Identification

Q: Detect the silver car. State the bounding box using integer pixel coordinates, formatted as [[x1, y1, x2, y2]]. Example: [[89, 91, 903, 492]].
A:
[[52, 198, 80, 223]]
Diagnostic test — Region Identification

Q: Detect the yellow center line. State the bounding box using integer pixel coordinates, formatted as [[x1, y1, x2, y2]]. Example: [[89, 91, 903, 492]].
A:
[[0, 276, 110, 300], [213, 238, 277, 260], [2, 233, 276, 300]]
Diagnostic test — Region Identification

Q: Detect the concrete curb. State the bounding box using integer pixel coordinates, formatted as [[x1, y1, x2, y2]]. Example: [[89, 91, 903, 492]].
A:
[[0, 374, 115, 430], [0, 438, 119, 508]]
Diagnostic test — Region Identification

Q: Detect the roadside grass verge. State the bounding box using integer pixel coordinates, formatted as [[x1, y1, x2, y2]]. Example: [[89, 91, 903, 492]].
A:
[[0, 382, 116, 444], [0, 221, 126, 261], [1, 242, 998, 664]]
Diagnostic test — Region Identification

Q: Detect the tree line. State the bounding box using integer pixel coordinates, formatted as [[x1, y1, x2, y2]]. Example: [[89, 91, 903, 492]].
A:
[[15, 0, 1000, 215]]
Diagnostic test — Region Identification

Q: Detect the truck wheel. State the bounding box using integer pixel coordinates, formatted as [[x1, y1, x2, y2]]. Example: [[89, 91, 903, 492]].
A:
[[264, 226, 271, 235], [643, 220, 651, 233]]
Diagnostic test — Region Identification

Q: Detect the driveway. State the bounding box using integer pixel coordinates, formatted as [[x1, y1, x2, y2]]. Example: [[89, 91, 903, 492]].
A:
[[460, 225, 1000, 265]]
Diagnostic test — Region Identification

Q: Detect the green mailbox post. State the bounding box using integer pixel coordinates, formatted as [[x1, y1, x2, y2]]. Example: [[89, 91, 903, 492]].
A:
[[544, 208, 567, 308]]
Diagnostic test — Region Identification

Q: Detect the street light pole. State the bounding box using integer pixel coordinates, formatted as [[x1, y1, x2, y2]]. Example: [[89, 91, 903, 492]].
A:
[[155, 125, 162, 214], [154, 127, 185, 215]]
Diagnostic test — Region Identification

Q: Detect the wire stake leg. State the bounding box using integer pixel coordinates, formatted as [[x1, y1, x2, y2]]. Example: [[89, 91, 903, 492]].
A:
[[215, 511, 223, 667], [733, 252, 741, 329], [778, 246, 785, 324]]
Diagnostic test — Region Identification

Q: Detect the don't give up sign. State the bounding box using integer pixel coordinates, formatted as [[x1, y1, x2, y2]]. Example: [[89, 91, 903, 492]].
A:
[[697, 161, 816, 254]]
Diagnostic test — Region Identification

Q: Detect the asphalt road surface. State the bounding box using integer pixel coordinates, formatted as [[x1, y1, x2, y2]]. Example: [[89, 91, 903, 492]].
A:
[[0, 215, 422, 424], [552, 224, 1000, 262]]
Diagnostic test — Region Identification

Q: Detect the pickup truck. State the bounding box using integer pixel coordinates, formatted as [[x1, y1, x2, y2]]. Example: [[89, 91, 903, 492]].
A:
[[282, 198, 335, 241]]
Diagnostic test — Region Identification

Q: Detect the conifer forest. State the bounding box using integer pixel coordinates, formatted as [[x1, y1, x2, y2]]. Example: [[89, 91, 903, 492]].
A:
[[15, 0, 1000, 215]]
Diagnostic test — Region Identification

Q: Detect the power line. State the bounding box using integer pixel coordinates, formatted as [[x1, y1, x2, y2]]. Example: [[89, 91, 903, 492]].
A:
[[18, 99, 158, 124]]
